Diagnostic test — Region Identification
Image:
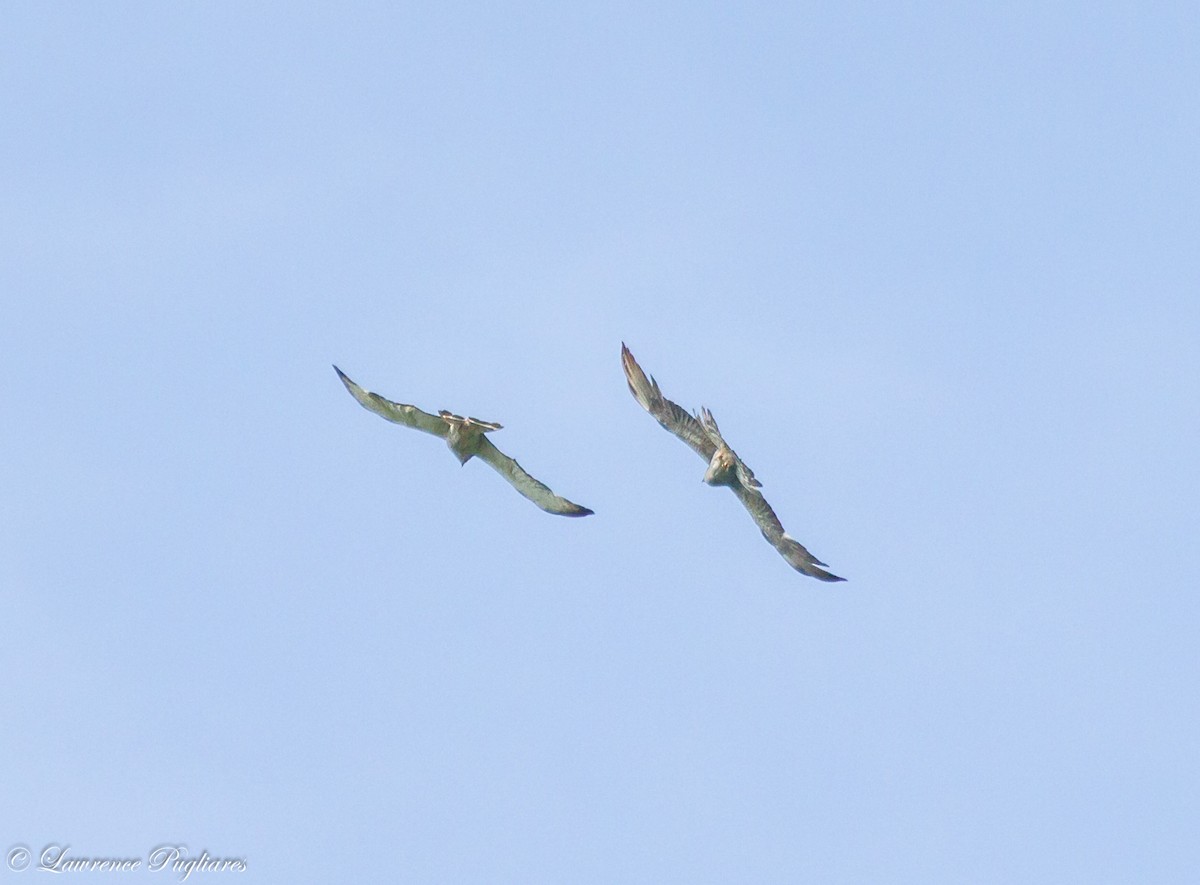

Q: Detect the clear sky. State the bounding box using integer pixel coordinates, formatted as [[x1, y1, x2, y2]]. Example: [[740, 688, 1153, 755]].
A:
[[3, 3, 1197, 883]]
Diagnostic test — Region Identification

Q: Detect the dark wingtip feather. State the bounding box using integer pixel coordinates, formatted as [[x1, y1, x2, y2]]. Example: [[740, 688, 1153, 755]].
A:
[[804, 562, 847, 581], [333, 365, 358, 392], [784, 556, 846, 582]]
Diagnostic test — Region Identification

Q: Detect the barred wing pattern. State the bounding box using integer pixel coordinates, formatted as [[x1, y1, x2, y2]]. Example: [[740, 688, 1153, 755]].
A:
[[621, 344, 715, 461], [731, 484, 845, 582], [621, 344, 845, 582]]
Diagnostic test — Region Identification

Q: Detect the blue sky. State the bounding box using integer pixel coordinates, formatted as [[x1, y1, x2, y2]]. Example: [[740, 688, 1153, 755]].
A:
[[3, 3, 1197, 882]]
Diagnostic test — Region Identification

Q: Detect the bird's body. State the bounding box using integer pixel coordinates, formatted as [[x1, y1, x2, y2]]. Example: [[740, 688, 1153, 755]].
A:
[[334, 366, 593, 517], [438, 411, 503, 464], [621, 344, 844, 581]]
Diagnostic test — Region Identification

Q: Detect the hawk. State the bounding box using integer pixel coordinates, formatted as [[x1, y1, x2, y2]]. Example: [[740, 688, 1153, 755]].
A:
[[335, 366, 593, 517], [621, 344, 844, 580]]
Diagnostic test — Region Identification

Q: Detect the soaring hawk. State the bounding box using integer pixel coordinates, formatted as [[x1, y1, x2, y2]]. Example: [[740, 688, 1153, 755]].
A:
[[335, 366, 593, 517], [621, 345, 843, 580]]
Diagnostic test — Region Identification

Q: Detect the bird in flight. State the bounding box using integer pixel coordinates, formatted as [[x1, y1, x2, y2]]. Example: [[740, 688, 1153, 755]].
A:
[[334, 366, 593, 517], [620, 344, 844, 580]]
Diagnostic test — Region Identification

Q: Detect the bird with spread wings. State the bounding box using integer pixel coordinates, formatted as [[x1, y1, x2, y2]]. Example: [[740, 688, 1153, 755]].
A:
[[621, 344, 844, 581], [334, 366, 593, 517]]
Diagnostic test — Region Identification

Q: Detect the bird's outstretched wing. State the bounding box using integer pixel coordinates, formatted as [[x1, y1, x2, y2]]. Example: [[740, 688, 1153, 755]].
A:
[[731, 483, 845, 581], [475, 437, 594, 517], [334, 366, 447, 437], [621, 343, 716, 461]]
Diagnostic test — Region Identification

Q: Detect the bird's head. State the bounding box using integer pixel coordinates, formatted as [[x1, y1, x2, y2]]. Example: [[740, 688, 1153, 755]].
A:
[[703, 449, 738, 487]]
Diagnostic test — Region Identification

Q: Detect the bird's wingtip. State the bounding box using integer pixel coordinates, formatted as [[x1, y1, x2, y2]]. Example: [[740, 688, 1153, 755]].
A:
[[813, 569, 847, 583]]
